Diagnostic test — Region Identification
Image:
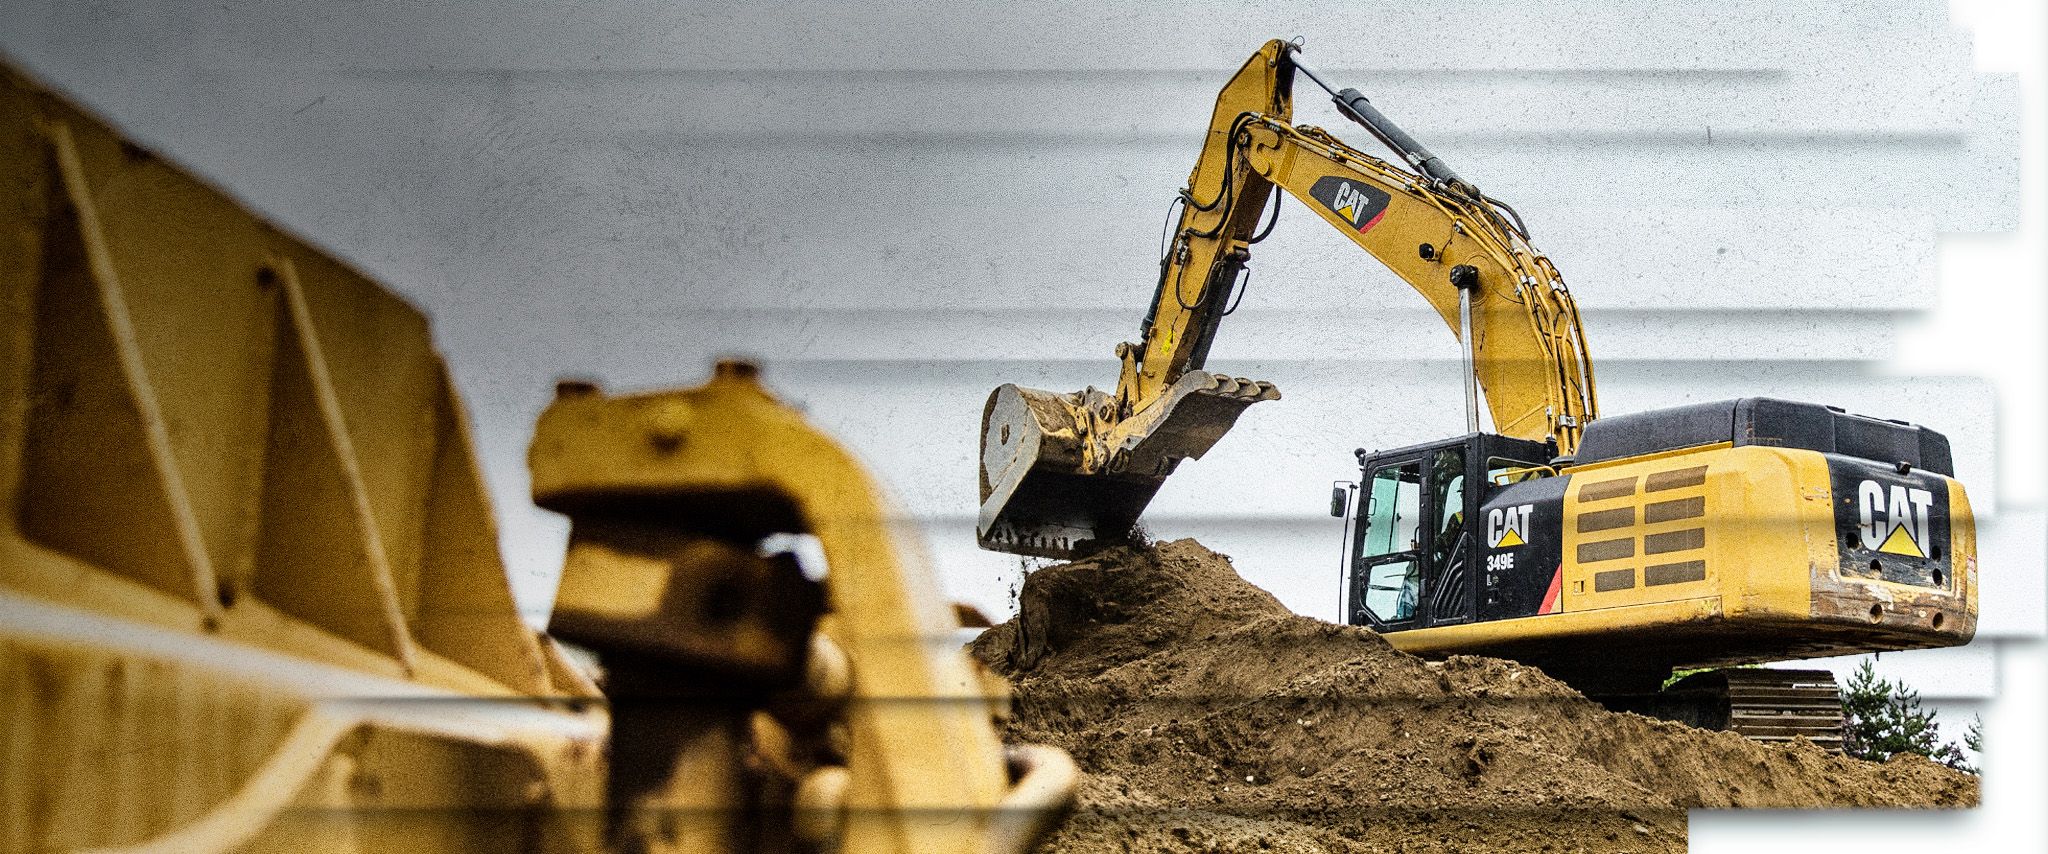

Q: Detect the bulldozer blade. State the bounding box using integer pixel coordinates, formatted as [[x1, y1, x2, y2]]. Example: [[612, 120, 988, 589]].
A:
[[977, 372, 1278, 558]]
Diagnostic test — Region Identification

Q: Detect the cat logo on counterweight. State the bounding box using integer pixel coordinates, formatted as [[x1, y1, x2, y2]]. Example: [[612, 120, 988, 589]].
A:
[[1857, 479, 1934, 558]]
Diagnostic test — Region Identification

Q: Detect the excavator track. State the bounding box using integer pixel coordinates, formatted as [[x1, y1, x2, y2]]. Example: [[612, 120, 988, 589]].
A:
[[1651, 668, 1846, 752]]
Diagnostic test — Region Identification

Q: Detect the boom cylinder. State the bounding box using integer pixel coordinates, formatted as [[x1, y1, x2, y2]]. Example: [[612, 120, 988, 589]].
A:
[[1451, 264, 1482, 434], [1288, 54, 1475, 195], [1330, 87, 1471, 194]]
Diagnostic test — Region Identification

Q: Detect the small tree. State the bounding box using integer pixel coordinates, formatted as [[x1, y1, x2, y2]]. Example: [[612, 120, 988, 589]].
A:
[[1959, 715, 1985, 773], [1840, 660, 1973, 771]]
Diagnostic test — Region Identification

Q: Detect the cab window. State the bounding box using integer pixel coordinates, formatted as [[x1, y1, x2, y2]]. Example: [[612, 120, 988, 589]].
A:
[[1363, 558, 1417, 622], [1488, 456, 1550, 486], [1361, 463, 1421, 558], [1359, 461, 1423, 624], [1429, 447, 1466, 569]]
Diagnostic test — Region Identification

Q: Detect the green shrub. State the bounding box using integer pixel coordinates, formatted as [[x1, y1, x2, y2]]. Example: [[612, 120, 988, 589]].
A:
[[1841, 660, 1974, 772]]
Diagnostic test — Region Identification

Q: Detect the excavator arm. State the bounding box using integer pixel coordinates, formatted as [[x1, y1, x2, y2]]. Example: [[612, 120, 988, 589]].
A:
[[979, 39, 1597, 558]]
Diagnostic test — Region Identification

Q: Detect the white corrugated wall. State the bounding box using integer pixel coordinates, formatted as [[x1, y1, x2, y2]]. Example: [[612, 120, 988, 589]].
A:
[[3, 1, 2039, 849]]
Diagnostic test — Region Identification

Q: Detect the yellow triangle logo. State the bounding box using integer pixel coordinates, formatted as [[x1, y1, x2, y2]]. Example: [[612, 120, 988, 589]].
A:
[[1877, 524, 1924, 558], [1336, 204, 1356, 223], [1494, 528, 1525, 548]]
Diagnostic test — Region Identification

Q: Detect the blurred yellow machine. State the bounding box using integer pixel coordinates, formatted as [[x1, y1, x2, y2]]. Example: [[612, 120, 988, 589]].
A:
[[0, 61, 1069, 852]]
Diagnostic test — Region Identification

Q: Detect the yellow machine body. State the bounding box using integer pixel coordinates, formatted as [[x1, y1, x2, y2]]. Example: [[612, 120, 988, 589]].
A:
[[1, 60, 1070, 853], [1387, 444, 1976, 676], [1, 60, 606, 852]]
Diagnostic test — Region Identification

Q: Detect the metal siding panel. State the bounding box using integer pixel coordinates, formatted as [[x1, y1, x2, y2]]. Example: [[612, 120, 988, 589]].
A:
[[0, 3, 2025, 656]]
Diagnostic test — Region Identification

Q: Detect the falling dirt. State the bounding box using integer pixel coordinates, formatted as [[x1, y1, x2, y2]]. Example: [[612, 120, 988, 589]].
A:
[[971, 539, 1975, 853]]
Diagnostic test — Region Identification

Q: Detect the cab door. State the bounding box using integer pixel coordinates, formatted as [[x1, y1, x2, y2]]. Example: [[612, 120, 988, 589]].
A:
[[1348, 439, 1480, 631], [1349, 456, 1425, 630], [1421, 442, 1476, 627]]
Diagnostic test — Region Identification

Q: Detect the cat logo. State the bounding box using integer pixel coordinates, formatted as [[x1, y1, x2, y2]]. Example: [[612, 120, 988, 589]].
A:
[[1857, 479, 1935, 558], [1487, 503, 1534, 549], [1308, 175, 1392, 233]]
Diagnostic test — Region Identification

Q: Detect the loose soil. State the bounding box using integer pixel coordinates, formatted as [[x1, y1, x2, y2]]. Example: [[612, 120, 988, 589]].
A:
[[971, 539, 1975, 853]]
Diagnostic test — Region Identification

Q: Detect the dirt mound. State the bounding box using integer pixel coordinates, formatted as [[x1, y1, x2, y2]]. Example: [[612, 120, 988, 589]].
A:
[[972, 539, 1975, 853]]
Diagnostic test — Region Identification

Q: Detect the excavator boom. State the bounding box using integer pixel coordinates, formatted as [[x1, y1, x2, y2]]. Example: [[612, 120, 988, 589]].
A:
[[978, 40, 1595, 558]]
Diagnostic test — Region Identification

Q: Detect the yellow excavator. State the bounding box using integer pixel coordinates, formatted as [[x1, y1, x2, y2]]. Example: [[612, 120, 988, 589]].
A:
[[977, 39, 1976, 747]]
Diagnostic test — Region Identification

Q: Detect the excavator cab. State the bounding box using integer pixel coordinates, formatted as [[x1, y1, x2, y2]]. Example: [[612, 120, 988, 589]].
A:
[[1341, 434, 1552, 632]]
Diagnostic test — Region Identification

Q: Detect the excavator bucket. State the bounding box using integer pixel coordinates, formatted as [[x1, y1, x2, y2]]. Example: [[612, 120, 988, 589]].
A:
[[977, 371, 1278, 558]]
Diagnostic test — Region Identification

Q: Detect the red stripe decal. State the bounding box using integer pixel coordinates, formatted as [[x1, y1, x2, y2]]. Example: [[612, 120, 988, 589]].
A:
[[1357, 207, 1389, 233], [1539, 565, 1563, 614]]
